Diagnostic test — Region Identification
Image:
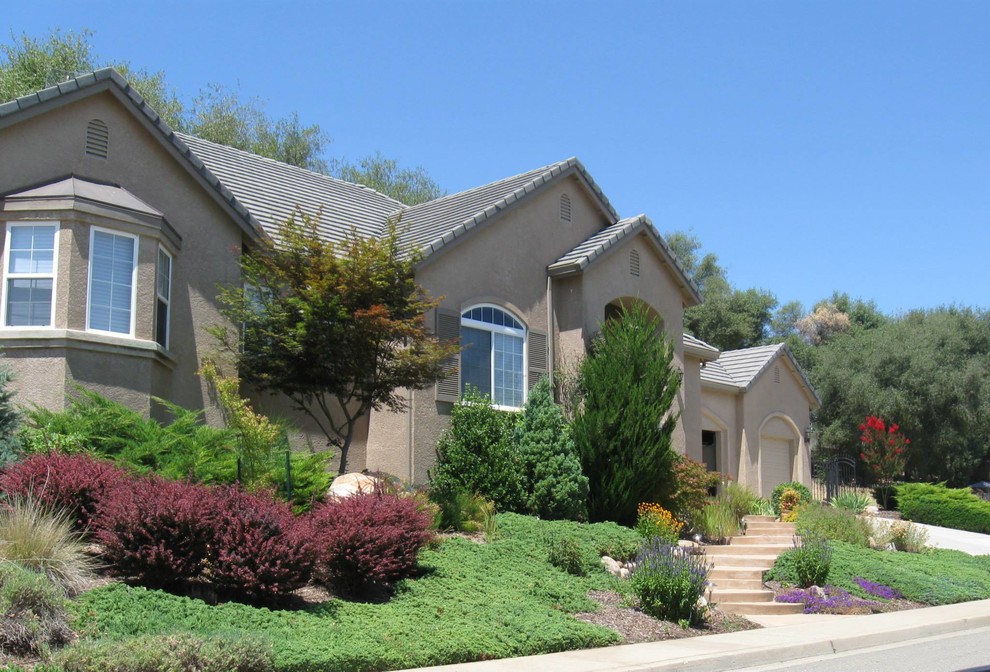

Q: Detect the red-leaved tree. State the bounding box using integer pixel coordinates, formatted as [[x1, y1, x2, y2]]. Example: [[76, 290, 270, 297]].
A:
[[859, 415, 910, 510]]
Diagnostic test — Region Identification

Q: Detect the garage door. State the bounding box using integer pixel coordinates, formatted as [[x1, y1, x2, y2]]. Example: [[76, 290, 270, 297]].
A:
[[760, 437, 793, 496]]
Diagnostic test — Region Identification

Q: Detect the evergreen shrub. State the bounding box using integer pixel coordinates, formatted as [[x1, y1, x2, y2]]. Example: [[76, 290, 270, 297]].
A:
[[429, 389, 523, 515], [572, 304, 681, 525], [515, 377, 588, 521], [896, 482, 990, 534]]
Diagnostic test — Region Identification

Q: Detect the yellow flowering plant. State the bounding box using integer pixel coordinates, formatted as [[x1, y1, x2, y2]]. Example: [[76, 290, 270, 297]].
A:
[[636, 502, 684, 543]]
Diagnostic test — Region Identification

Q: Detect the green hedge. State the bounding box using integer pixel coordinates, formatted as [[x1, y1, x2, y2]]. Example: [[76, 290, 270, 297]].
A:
[[896, 483, 990, 534]]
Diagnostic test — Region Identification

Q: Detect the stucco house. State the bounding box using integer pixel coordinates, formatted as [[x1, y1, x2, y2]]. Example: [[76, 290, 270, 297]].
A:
[[0, 68, 817, 496]]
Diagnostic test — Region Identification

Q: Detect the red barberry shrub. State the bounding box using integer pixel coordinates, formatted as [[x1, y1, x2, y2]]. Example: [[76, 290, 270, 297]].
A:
[[0, 453, 130, 532], [206, 486, 314, 600], [95, 476, 213, 586], [309, 493, 434, 593]]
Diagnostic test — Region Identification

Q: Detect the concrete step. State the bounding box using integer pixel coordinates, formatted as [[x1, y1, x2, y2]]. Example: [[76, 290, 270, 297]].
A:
[[746, 522, 795, 533], [704, 544, 791, 556], [704, 554, 779, 568], [709, 589, 774, 603], [707, 577, 765, 590], [717, 601, 805, 616], [709, 566, 766, 579], [743, 515, 777, 524], [730, 535, 795, 545]]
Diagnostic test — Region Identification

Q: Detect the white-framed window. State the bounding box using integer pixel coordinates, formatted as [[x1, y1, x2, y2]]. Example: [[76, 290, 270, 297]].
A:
[[2, 223, 58, 327], [460, 305, 526, 409], [87, 227, 137, 336], [155, 247, 171, 348]]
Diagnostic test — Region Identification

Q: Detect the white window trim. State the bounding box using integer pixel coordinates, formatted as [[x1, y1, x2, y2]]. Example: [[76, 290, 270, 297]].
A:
[[156, 246, 172, 350], [460, 303, 528, 411], [1, 222, 59, 329], [86, 226, 138, 338]]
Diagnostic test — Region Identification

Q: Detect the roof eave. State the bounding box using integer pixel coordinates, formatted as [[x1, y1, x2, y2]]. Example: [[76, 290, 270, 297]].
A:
[[701, 378, 743, 394]]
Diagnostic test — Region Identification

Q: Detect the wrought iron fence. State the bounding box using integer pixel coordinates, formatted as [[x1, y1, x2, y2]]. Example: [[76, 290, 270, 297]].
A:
[[811, 455, 860, 503]]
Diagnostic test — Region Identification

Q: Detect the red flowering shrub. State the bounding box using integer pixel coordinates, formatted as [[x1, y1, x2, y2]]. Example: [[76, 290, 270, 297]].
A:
[[309, 493, 434, 593], [859, 415, 910, 510], [96, 476, 213, 586], [0, 453, 130, 532], [206, 486, 315, 600]]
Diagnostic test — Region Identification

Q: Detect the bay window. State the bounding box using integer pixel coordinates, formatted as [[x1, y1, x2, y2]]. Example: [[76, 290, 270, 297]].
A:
[[87, 228, 137, 336]]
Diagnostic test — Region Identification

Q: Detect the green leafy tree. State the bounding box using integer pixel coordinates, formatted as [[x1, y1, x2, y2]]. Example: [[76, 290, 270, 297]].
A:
[[812, 307, 990, 484], [0, 30, 325, 173], [515, 377, 588, 521], [334, 152, 444, 205], [572, 303, 681, 525], [429, 388, 524, 513], [212, 212, 455, 474], [665, 230, 777, 350]]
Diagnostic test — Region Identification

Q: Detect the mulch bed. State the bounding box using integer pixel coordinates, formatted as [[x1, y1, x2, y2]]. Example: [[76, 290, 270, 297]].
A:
[[575, 590, 760, 644]]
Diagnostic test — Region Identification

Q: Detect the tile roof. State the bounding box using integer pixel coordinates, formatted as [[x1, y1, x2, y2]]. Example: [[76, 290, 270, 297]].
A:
[[548, 214, 703, 305], [393, 158, 619, 258], [683, 333, 721, 360], [699, 342, 821, 406], [177, 133, 404, 244]]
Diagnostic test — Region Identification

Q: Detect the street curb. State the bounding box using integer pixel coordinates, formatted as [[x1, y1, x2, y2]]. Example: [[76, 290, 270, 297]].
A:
[[406, 600, 990, 672]]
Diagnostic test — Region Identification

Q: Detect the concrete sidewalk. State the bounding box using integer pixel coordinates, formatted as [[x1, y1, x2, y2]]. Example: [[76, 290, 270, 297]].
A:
[[408, 599, 990, 672]]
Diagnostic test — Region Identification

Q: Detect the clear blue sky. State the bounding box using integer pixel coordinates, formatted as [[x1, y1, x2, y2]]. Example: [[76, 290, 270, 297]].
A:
[[7, 1, 989, 316]]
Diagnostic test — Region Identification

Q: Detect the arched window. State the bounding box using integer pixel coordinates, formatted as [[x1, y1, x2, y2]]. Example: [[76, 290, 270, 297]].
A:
[[460, 305, 525, 408]]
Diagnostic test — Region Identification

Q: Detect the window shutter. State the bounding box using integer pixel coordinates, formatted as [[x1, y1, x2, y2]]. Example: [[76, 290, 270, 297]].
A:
[[527, 328, 549, 390], [435, 308, 461, 402]]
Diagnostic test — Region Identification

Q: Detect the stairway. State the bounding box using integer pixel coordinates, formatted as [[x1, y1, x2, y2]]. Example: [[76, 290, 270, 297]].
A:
[[704, 515, 803, 615]]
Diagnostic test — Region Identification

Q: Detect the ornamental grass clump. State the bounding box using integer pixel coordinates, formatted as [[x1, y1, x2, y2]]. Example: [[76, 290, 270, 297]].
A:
[[635, 503, 683, 543], [630, 539, 711, 624], [0, 497, 96, 596]]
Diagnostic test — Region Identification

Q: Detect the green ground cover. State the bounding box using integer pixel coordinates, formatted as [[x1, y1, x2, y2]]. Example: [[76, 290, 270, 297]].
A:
[[67, 514, 640, 672], [767, 540, 990, 605]]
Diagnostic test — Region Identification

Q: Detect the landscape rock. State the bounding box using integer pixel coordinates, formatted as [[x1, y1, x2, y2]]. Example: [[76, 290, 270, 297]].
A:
[[328, 472, 380, 499], [601, 556, 621, 576]]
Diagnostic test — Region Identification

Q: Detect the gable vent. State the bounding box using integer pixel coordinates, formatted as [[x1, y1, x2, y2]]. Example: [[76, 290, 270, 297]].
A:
[[629, 248, 641, 277], [86, 119, 109, 159], [774, 366, 781, 383], [559, 193, 572, 222]]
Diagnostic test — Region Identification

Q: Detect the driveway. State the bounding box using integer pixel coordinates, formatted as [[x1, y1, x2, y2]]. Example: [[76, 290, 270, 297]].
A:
[[870, 517, 990, 555]]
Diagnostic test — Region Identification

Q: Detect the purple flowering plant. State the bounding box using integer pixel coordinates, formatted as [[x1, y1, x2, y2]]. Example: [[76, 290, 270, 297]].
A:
[[776, 585, 880, 614], [853, 577, 903, 600]]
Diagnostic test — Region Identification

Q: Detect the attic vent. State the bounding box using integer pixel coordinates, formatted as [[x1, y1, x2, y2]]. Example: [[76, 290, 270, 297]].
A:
[[629, 248, 641, 277], [774, 366, 781, 383], [559, 193, 572, 222], [86, 119, 109, 159]]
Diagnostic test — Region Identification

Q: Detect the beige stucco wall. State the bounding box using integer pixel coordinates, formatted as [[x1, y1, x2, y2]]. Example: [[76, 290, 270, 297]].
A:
[[0, 89, 244, 424], [700, 355, 815, 497], [367, 176, 698, 483]]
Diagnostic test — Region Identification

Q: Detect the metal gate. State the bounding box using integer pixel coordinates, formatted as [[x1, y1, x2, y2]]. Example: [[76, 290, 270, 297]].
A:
[[812, 455, 859, 503]]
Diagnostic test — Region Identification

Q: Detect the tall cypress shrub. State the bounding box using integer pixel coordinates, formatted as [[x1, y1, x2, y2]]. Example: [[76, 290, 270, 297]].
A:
[[516, 377, 588, 520], [572, 303, 681, 525]]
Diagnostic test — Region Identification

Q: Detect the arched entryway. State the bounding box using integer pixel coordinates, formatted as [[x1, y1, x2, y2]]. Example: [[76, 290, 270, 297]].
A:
[[758, 413, 803, 497]]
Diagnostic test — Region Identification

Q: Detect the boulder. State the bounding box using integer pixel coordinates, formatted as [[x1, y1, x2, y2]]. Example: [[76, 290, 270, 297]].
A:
[[328, 472, 380, 499], [600, 556, 622, 576]]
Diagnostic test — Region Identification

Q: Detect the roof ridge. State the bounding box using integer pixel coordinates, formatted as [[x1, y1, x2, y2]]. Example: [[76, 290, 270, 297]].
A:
[[400, 158, 575, 213], [175, 133, 406, 208]]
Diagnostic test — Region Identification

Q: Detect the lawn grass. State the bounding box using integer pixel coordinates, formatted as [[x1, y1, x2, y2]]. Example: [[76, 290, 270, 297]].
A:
[[67, 514, 640, 672], [767, 540, 990, 605]]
